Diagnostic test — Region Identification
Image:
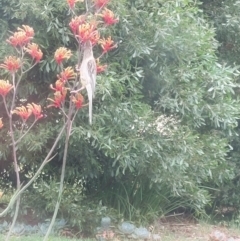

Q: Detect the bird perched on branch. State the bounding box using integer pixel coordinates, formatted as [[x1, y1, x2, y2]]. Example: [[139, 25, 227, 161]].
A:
[[73, 40, 96, 125]]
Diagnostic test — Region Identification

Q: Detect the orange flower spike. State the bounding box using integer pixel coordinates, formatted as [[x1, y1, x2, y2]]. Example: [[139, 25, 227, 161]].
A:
[[12, 106, 32, 121], [0, 118, 3, 129], [96, 59, 107, 73], [89, 30, 100, 45], [7, 32, 29, 47], [47, 89, 67, 108], [50, 79, 65, 92], [100, 8, 119, 25], [71, 93, 84, 109], [99, 36, 117, 53], [77, 22, 99, 44], [27, 103, 43, 120], [69, 15, 86, 34], [67, 0, 83, 9], [0, 56, 21, 73], [7, 25, 34, 47], [18, 25, 34, 38], [58, 67, 76, 82], [77, 23, 92, 42], [0, 80, 13, 97], [94, 0, 110, 9], [25, 43, 43, 62], [54, 47, 72, 65], [47, 93, 62, 108]]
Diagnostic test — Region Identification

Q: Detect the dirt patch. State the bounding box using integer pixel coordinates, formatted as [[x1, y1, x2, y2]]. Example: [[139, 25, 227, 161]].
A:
[[154, 214, 240, 241]]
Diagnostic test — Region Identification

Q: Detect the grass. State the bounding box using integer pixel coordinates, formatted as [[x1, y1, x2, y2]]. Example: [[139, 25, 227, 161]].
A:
[[0, 235, 94, 241]]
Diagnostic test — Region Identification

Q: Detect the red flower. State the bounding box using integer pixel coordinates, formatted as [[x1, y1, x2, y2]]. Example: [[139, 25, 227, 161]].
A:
[[98, 36, 117, 53], [12, 106, 32, 121], [25, 43, 43, 62], [18, 25, 34, 38], [50, 80, 65, 92], [0, 56, 21, 73], [96, 59, 107, 73], [54, 47, 72, 64], [89, 31, 100, 45], [100, 8, 118, 25], [57, 67, 76, 82], [47, 89, 67, 108], [69, 15, 86, 35], [27, 103, 43, 120], [94, 0, 110, 9], [71, 93, 84, 109], [7, 25, 34, 47], [77, 22, 100, 44], [7, 32, 29, 47], [0, 118, 3, 129], [67, 0, 83, 9], [0, 80, 13, 97]]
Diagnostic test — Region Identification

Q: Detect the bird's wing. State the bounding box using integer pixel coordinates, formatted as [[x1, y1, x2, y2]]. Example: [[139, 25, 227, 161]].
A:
[[87, 58, 96, 97], [85, 83, 93, 125]]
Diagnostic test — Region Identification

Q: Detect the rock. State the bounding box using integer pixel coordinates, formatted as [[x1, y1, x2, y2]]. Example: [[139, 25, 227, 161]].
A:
[[133, 227, 151, 239], [118, 222, 136, 234], [209, 230, 227, 241], [152, 233, 161, 240], [101, 217, 111, 229]]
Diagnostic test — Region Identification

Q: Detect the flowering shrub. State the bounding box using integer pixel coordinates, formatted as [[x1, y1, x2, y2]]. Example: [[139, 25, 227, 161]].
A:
[[0, 0, 118, 240], [48, 0, 118, 118]]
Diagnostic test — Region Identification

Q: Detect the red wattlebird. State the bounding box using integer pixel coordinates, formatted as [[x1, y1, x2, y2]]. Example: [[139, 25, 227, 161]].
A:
[[73, 40, 96, 125]]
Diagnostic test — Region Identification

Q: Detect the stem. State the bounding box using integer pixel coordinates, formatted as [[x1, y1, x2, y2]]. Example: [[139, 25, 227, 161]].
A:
[[5, 199, 20, 241], [22, 62, 38, 75], [5, 73, 21, 241], [43, 104, 75, 241], [85, 0, 89, 12], [0, 122, 67, 217], [97, 52, 106, 59], [3, 97, 10, 117], [15, 119, 37, 145]]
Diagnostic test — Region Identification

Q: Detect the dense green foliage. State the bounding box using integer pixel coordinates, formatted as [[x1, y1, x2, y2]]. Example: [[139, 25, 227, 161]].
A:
[[200, 0, 240, 213], [1, 0, 240, 232]]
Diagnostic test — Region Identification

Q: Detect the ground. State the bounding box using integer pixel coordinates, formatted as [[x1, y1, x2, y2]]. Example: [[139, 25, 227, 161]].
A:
[[154, 214, 240, 241], [1, 208, 240, 240], [0, 219, 240, 241]]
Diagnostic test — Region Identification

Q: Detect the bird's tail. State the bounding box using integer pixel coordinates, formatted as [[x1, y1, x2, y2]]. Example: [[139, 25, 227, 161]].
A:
[[86, 84, 93, 125]]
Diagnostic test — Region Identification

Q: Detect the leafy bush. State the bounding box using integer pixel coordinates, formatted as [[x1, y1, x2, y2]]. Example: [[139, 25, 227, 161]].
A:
[[1, 0, 240, 233]]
